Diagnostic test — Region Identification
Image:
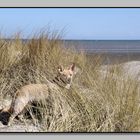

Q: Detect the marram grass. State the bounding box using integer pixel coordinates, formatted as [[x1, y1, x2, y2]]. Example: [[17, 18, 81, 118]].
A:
[[0, 32, 140, 132]]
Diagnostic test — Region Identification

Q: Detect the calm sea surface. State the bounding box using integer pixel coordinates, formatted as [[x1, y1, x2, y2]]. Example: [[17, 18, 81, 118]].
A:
[[64, 40, 140, 53], [64, 40, 140, 64], [20, 39, 140, 64]]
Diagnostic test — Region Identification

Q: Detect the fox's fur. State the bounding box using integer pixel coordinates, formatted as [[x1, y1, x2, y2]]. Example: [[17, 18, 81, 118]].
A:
[[1, 63, 76, 126]]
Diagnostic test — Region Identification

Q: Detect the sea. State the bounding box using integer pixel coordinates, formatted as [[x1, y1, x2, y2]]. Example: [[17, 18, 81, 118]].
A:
[[63, 40, 140, 64], [12, 39, 140, 64]]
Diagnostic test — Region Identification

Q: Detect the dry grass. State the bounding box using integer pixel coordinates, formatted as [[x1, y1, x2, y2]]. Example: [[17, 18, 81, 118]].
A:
[[0, 31, 140, 132]]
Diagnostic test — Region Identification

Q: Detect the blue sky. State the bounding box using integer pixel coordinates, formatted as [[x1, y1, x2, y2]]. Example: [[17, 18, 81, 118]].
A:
[[0, 8, 140, 40]]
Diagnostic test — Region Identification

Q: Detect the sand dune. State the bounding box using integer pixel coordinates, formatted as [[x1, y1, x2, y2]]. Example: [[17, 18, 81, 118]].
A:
[[100, 61, 140, 81]]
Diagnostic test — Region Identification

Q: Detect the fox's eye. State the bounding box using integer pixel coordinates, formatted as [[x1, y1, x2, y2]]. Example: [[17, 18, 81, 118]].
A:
[[58, 68, 62, 72]]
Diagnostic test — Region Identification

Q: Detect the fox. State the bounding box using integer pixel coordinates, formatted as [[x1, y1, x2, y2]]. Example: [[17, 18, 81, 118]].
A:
[[0, 63, 76, 126]]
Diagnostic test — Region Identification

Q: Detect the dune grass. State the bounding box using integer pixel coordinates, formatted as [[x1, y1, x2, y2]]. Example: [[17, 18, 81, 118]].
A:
[[0, 31, 140, 132]]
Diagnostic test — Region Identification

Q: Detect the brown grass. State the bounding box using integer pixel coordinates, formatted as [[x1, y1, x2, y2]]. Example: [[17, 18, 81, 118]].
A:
[[0, 31, 140, 132]]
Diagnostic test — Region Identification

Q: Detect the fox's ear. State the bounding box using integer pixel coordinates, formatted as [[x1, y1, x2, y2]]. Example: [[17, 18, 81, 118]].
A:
[[58, 65, 63, 72], [69, 63, 75, 71]]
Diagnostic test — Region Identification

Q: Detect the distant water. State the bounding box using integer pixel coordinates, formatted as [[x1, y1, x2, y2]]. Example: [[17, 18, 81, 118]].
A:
[[63, 40, 140, 64], [9, 39, 140, 53], [63, 40, 140, 53], [6, 39, 140, 64]]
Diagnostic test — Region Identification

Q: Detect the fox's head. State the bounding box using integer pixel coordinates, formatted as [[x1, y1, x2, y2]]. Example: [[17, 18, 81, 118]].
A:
[[57, 63, 76, 89]]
